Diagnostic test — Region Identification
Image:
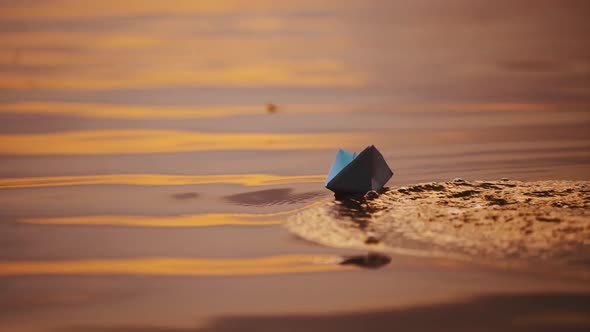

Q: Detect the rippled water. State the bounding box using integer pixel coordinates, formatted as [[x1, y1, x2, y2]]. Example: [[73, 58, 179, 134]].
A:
[[1, 1, 589, 331]]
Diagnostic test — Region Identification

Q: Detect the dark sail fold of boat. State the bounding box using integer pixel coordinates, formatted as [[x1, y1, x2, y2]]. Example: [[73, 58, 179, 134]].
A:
[[325, 145, 393, 194]]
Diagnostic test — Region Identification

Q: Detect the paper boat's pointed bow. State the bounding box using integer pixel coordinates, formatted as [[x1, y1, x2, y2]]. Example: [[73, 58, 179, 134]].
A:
[[325, 145, 393, 194]]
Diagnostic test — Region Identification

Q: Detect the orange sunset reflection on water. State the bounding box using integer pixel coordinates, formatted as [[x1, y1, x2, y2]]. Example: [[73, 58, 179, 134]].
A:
[[19, 199, 329, 227], [0, 102, 349, 119], [0, 0, 364, 91], [21, 213, 282, 227], [0, 173, 325, 189], [0, 130, 369, 155], [0, 255, 347, 277]]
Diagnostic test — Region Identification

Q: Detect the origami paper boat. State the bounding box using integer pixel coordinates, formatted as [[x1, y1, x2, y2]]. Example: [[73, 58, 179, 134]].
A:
[[325, 145, 393, 194]]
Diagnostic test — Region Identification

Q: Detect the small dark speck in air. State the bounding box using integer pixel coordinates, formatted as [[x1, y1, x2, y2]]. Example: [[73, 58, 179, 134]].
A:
[[266, 103, 278, 113]]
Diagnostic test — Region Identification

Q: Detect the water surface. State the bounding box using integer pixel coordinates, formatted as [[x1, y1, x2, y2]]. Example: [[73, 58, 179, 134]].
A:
[[1, 1, 589, 331]]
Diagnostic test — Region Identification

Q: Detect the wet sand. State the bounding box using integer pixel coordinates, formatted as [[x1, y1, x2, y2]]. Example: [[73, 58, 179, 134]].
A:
[[1, 1, 590, 331], [288, 179, 590, 273]]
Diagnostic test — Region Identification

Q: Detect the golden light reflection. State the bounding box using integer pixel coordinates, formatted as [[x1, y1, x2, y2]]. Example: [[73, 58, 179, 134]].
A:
[[0, 130, 365, 155], [0, 1, 363, 91], [0, 174, 325, 189], [0, 34, 351, 66], [0, 255, 348, 277], [0, 1, 348, 20], [0, 62, 362, 90], [0, 32, 160, 50], [0, 102, 585, 121], [0, 102, 263, 119], [0, 102, 344, 119], [22, 214, 280, 227], [20, 199, 328, 227]]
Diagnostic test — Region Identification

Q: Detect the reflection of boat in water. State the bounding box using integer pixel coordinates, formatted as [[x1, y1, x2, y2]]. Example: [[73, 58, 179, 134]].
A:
[[325, 145, 393, 194], [340, 253, 392, 269]]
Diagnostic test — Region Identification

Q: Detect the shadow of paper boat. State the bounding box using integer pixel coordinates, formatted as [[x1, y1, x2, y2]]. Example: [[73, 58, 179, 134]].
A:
[[325, 145, 393, 194]]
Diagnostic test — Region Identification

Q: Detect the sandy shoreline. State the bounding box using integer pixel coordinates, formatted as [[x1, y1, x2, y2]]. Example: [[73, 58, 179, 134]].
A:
[[287, 179, 590, 274]]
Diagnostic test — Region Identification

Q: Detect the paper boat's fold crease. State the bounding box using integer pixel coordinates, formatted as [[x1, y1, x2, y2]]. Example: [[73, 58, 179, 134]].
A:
[[325, 145, 393, 194], [325, 148, 356, 185]]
